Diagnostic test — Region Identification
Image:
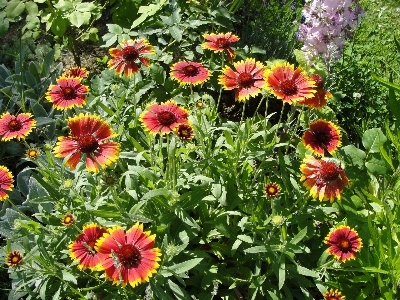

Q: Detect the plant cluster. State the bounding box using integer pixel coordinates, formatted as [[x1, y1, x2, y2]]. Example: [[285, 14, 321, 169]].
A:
[[0, 0, 399, 300]]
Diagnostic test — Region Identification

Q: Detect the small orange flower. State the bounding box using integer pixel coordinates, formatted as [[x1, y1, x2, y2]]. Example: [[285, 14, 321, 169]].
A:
[[61, 213, 75, 226], [26, 148, 39, 159], [325, 225, 362, 262], [6, 250, 23, 267], [175, 122, 195, 140], [324, 288, 346, 300], [264, 182, 281, 197]]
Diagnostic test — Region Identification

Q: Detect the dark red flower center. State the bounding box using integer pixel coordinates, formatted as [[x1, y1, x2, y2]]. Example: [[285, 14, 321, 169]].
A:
[[8, 119, 22, 132], [280, 79, 298, 95], [122, 46, 139, 61], [86, 240, 96, 250], [62, 87, 77, 100], [326, 297, 339, 300], [337, 238, 351, 251], [117, 244, 142, 268], [309, 74, 324, 89], [237, 72, 255, 88], [319, 162, 340, 181], [157, 111, 177, 126], [183, 65, 199, 76], [216, 38, 230, 49], [313, 130, 331, 146], [78, 134, 99, 153]]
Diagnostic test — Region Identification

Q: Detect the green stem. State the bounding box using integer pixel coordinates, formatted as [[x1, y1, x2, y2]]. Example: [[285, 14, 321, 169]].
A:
[[285, 104, 304, 155], [272, 102, 286, 146]]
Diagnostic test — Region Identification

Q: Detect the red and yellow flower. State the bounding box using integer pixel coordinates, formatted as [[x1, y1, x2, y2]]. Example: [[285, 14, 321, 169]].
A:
[[174, 122, 195, 140], [263, 62, 316, 103], [264, 182, 281, 197], [108, 39, 154, 77], [325, 225, 362, 262], [53, 113, 120, 173], [219, 58, 266, 102], [6, 250, 22, 267], [95, 223, 162, 287], [202, 32, 240, 62], [140, 100, 189, 135], [300, 156, 348, 202], [0, 112, 36, 141], [62, 67, 89, 78], [46, 77, 89, 110], [170, 61, 210, 86], [0, 165, 14, 201], [69, 223, 108, 271], [298, 74, 332, 109], [302, 119, 342, 156], [324, 288, 346, 300]]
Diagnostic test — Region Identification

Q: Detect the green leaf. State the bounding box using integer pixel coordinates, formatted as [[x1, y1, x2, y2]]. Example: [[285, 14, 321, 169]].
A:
[[5, 0, 25, 18], [167, 279, 191, 300], [25, 2, 38, 15], [372, 73, 400, 93], [0, 17, 9, 35], [387, 73, 400, 123], [362, 128, 387, 154], [167, 258, 203, 274], [54, 0, 74, 11], [290, 227, 307, 245], [278, 256, 285, 290], [41, 49, 55, 77], [365, 154, 388, 175], [142, 188, 172, 202], [89, 210, 121, 218], [69, 11, 91, 28], [131, 1, 167, 29], [62, 270, 77, 284], [340, 145, 366, 167], [50, 16, 68, 37], [149, 64, 166, 85], [107, 23, 123, 34], [244, 246, 267, 253], [169, 25, 182, 42], [151, 280, 175, 300]]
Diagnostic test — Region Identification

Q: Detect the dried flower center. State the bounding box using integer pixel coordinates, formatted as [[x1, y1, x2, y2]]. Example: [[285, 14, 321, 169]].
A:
[[319, 162, 340, 181], [280, 79, 298, 95], [11, 256, 20, 263], [117, 244, 141, 268], [216, 38, 230, 49], [122, 46, 139, 61], [183, 65, 199, 76], [338, 238, 351, 251], [237, 72, 255, 88], [105, 176, 115, 185], [62, 87, 77, 100], [78, 135, 99, 153], [8, 119, 22, 132], [157, 111, 177, 126]]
